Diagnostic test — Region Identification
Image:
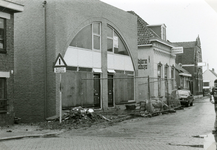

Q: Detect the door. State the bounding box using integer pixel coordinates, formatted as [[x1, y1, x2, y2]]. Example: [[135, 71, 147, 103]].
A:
[[108, 75, 114, 107], [94, 74, 100, 108]]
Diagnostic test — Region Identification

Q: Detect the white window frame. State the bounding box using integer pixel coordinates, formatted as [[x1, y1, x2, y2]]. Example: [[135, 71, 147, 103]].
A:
[[92, 22, 101, 51]]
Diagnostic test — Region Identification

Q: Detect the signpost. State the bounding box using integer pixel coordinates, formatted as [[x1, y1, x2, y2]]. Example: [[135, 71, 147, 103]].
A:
[[53, 53, 67, 123]]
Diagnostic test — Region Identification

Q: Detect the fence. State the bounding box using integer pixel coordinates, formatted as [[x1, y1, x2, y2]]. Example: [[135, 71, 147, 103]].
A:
[[61, 72, 180, 110]]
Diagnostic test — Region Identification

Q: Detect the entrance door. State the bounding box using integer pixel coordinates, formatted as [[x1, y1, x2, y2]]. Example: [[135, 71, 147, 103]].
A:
[[94, 74, 100, 108], [108, 75, 114, 107]]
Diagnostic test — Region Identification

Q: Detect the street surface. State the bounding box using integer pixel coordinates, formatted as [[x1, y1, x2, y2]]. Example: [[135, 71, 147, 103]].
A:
[[0, 97, 215, 150]]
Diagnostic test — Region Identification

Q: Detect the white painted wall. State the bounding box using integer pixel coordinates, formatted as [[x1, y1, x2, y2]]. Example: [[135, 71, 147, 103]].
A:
[[203, 69, 217, 88], [64, 46, 134, 71]]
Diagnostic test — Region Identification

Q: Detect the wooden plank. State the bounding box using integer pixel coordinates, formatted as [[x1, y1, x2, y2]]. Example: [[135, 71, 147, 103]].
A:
[[86, 72, 94, 106]]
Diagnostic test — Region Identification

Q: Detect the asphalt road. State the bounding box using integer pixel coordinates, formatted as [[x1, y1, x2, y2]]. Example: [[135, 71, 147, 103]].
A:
[[0, 96, 215, 150]]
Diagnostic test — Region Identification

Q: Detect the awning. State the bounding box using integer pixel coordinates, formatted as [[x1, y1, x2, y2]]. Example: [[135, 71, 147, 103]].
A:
[[0, 71, 10, 78], [93, 68, 102, 73], [179, 73, 192, 77], [107, 69, 116, 73]]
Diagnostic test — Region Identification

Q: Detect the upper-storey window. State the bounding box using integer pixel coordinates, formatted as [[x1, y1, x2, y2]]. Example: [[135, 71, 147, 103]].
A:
[[107, 26, 129, 55], [70, 24, 92, 49], [161, 25, 166, 41], [92, 22, 101, 50], [0, 18, 5, 52], [70, 22, 101, 50]]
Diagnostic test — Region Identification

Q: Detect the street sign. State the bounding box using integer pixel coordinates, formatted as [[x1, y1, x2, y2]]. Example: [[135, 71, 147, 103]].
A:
[[198, 62, 206, 67], [54, 67, 66, 73], [172, 47, 183, 54], [53, 53, 67, 68], [53, 53, 67, 74]]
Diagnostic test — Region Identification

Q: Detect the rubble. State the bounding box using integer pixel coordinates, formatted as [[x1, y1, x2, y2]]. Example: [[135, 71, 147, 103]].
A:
[[40, 106, 114, 130], [31, 94, 183, 130]]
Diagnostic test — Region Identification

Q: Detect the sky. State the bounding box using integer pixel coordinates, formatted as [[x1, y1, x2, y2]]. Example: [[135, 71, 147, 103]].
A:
[[101, 0, 217, 73]]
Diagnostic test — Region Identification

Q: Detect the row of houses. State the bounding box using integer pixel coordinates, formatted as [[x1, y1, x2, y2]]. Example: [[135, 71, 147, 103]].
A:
[[0, 0, 203, 125]]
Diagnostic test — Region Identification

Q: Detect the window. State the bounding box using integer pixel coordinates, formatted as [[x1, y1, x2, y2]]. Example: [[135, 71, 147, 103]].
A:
[[70, 25, 92, 49], [157, 63, 162, 78], [171, 66, 174, 79], [0, 78, 6, 112], [70, 22, 101, 50], [0, 18, 5, 52], [92, 22, 101, 50], [164, 64, 169, 78], [107, 26, 129, 55], [203, 82, 209, 86], [0, 78, 6, 100], [157, 62, 162, 97]]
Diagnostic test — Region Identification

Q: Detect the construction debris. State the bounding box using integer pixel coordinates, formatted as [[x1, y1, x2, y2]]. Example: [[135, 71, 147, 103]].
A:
[[42, 106, 113, 130]]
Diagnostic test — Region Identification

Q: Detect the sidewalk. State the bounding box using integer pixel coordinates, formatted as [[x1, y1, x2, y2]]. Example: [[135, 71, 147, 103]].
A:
[[0, 124, 64, 141]]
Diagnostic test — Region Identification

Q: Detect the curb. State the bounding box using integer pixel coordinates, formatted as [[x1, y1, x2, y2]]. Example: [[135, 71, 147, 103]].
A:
[[0, 130, 64, 141]]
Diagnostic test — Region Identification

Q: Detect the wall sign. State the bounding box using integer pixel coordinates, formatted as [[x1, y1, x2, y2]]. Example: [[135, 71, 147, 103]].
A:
[[138, 59, 147, 69]]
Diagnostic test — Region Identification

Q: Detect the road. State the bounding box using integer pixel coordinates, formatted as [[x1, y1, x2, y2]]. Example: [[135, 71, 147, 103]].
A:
[[0, 97, 215, 150]]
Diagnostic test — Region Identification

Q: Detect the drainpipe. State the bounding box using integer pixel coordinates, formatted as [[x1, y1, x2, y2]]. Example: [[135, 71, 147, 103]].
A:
[[43, 0, 47, 120]]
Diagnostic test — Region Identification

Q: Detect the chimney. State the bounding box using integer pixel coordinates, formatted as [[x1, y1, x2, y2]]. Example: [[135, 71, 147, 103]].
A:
[[212, 68, 215, 72], [207, 63, 209, 70]]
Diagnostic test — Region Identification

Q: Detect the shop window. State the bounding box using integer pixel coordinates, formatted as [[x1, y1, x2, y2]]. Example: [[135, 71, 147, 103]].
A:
[[107, 26, 129, 55], [0, 18, 5, 53]]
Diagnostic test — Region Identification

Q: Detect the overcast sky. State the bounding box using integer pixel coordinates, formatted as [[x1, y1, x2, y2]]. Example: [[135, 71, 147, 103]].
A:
[[101, 0, 217, 72]]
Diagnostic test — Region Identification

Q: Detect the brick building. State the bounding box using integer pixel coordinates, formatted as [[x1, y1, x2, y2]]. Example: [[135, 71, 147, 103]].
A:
[[0, 0, 23, 125], [13, 0, 138, 122], [173, 36, 203, 97]]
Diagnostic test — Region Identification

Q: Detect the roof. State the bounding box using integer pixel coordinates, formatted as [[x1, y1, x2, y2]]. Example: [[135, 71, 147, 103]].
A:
[[173, 41, 196, 48], [0, 0, 24, 12], [175, 63, 191, 75], [128, 11, 175, 48], [127, 11, 159, 45], [210, 69, 217, 77]]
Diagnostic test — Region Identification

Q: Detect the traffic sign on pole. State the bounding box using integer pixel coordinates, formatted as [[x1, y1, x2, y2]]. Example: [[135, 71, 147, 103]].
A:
[[53, 53, 67, 123]]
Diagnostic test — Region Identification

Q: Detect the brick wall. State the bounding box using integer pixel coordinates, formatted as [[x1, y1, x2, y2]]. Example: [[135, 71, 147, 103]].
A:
[[14, 0, 46, 123], [0, 14, 15, 126]]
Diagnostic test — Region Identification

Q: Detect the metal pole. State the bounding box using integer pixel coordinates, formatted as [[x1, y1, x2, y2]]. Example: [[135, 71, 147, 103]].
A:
[[148, 76, 150, 102], [59, 73, 62, 123]]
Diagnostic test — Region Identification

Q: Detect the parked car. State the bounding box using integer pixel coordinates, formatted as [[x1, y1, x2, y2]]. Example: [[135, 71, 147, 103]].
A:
[[176, 89, 194, 107]]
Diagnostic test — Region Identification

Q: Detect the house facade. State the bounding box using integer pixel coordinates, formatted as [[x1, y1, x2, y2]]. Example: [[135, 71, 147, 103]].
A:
[[0, 0, 24, 125], [173, 36, 203, 97], [13, 0, 138, 122], [175, 63, 192, 90], [128, 11, 182, 101], [203, 64, 217, 95]]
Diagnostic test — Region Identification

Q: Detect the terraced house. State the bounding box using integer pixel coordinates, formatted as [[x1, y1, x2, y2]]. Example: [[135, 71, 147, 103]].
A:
[[0, 0, 23, 125], [129, 11, 183, 102], [13, 0, 138, 122]]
